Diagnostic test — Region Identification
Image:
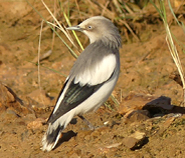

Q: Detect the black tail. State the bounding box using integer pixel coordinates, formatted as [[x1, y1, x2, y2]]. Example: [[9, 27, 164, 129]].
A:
[[42, 124, 64, 151]]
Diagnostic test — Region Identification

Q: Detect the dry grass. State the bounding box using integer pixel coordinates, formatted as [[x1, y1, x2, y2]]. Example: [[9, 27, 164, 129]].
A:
[[151, 0, 185, 106], [26, 0, 185, 106]]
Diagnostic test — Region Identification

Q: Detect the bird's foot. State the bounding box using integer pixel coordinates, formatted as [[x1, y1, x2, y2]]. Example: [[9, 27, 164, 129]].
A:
[[78, 115, 96, 130]]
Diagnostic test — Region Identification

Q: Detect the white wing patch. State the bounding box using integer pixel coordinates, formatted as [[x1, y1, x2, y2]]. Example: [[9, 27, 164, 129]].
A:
[[74, 54, 116, 86]]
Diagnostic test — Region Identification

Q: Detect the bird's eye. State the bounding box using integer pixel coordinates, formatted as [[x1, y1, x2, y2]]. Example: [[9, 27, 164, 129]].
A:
[[87, 25, 93, 30]]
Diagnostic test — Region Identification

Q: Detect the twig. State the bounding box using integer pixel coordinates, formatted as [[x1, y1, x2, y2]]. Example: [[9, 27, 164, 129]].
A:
[[38, 20, 45, 107]]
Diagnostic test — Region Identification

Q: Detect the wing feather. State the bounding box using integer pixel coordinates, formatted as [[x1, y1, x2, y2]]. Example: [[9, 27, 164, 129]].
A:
[[74, 54, 116, 86], [47, 79, 103, 124]]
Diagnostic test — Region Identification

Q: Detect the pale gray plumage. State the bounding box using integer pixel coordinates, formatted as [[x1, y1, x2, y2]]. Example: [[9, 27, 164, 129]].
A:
[[42, 16, 121, 152]]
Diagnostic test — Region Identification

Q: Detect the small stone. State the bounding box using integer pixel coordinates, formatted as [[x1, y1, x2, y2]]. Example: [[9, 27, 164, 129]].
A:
[[119, 92, 156, 115], [124, 110, 149, 123], [27, 118, 45, 130], [0, 83, 30, 116], [122, 137, 139, 149], [122, 131, 146, 150], [130, 131, 146, 140], [27, 89, 51, 108], [143, 96, 174, 116], [105, 142, 122, 149]]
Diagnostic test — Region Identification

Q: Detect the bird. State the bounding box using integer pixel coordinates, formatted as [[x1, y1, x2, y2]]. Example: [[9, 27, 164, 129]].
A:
[[41, 16, 121, 152]]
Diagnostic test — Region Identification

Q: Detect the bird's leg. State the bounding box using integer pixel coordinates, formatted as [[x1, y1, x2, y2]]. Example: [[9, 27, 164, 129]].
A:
[[78, 115, 95, 130]]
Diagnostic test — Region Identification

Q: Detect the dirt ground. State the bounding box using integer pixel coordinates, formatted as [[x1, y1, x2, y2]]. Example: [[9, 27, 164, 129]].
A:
[[1, 1, 185, 158]]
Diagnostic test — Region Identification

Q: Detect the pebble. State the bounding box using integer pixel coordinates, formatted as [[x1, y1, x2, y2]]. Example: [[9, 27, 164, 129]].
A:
[[27, 118, 45, 130], [122, 131, 146, 150]]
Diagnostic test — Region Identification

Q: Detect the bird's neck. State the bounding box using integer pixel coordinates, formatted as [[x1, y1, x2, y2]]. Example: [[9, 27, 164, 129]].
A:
[[99, 35, 121, 49]]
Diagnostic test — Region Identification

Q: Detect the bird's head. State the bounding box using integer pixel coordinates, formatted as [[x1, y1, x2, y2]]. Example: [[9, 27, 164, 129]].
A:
[[67, 16, 121, 48]]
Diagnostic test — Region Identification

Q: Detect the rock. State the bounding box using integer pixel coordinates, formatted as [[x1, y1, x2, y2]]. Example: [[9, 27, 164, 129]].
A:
[[143, 96, 174, 116], [0, 82, 30, 116], [119, 92, 156, 115], [123, 110, 149, 123], [145, 96, 172, 109], [98, 143, 122, 154], [27, 89, 51, 107], [122, 137, 139, 149], [119, 93, 176, 118], [27, 118, 45, 130], [122, 131, 146, 150]]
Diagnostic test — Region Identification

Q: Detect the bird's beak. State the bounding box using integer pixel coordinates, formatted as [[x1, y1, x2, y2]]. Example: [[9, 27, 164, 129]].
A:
[[67, 25, 83, 31]]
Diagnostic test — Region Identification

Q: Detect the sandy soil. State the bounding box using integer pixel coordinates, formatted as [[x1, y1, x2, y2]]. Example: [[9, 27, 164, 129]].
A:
[[1, 1, 185, 158]]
